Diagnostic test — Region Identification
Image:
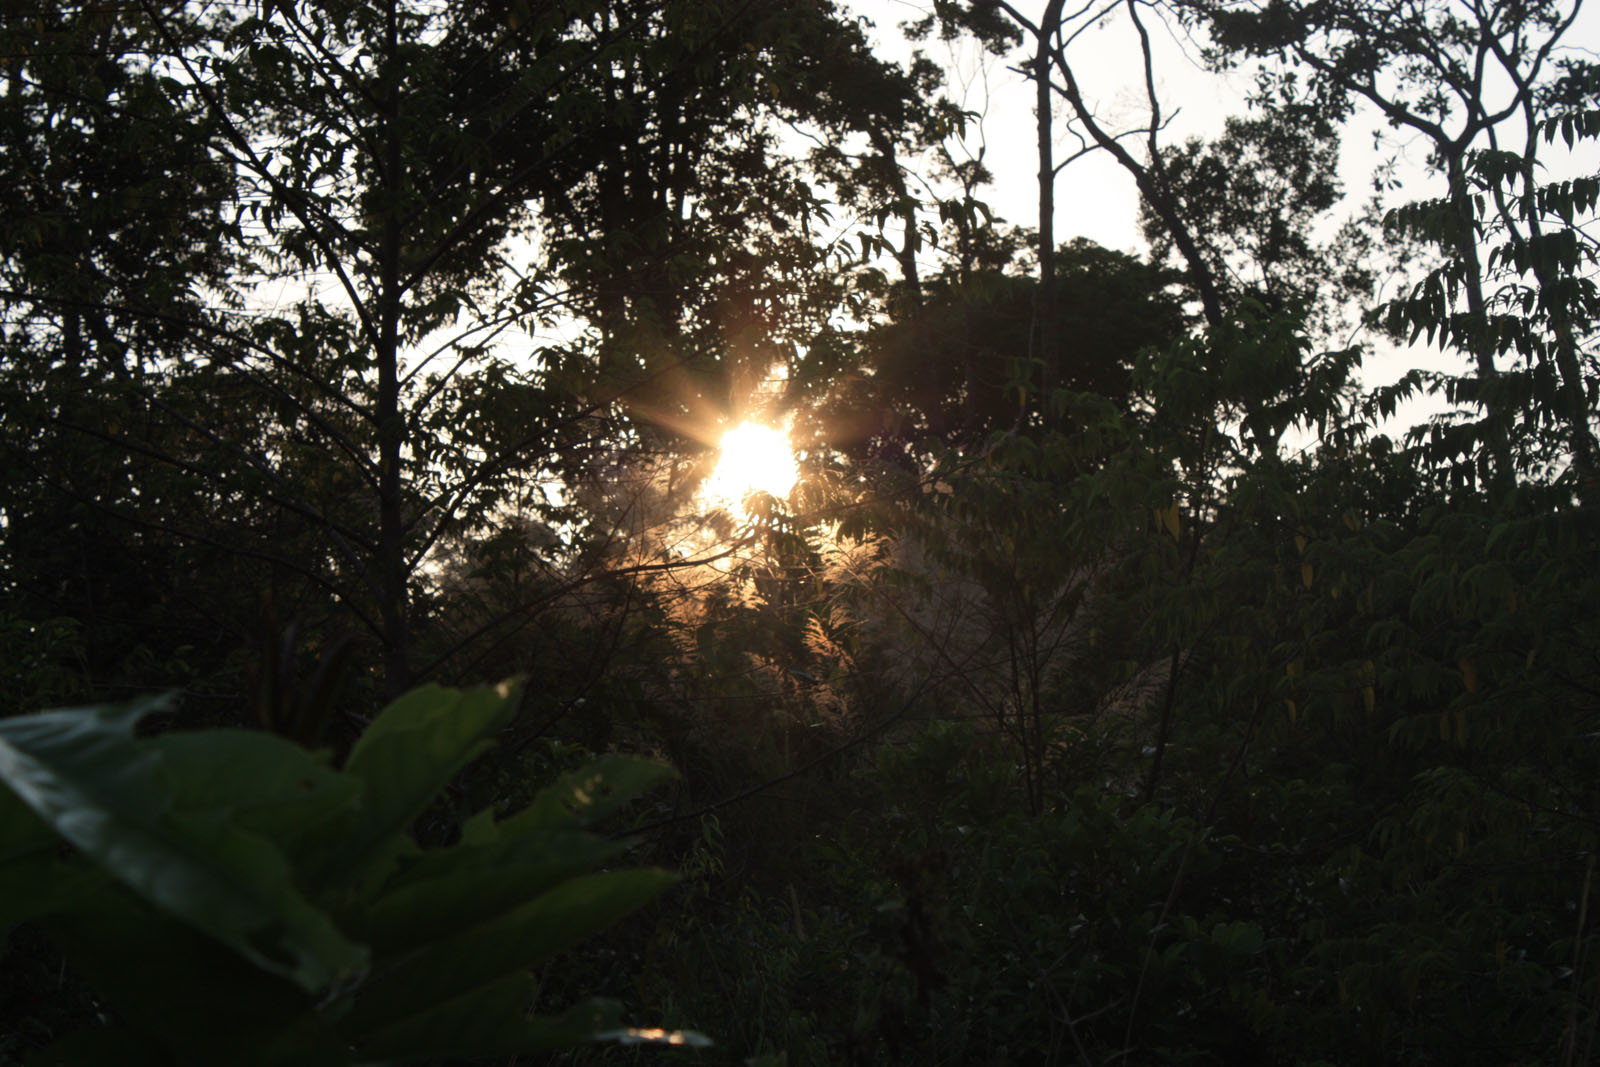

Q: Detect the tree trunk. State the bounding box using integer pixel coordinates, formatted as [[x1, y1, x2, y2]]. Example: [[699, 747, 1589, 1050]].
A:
[[376, 0, 410, 698], [1034, 0, 1066, 398]]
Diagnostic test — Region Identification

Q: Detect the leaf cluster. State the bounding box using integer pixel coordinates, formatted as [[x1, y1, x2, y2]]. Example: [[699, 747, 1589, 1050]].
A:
[[0, 682, 690, 1065]]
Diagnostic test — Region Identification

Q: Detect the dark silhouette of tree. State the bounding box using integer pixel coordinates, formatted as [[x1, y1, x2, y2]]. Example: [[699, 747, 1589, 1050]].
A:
[[847, 236, 1186, 455]]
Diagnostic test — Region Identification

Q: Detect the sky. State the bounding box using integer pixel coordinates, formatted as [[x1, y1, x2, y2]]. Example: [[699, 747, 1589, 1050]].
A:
[[846, 0, 1258, 254], [848, 0, 1597, 258]]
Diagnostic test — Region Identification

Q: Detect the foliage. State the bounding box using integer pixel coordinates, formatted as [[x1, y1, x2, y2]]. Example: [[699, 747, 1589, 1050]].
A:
[[5, 0, 1600, 1062], [1184, 0, 1600, 492], [1140, 111, 1380, 339], [850, 237, 1187, 451], [0, 0, 941, 703], [0, 682, 696, 1065], [1382, 112, 1600, 490], [567, 723, 1270, 1066]]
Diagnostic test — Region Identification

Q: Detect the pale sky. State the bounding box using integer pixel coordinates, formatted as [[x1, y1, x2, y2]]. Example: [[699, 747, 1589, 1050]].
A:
[[847, 0, 1258, 254]]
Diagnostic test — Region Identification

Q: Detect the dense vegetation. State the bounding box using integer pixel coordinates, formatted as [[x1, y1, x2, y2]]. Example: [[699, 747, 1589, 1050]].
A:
[[1, 0, 1596, 1062]]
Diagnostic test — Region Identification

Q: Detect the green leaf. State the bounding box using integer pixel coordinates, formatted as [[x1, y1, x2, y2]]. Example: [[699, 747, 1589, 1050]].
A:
[[0, 780, 107, 924], [502, 755, 675, 832], [0, 827, 106, 927], [327, 680, 522, 890], [356, 829, 628, 951], [1212, 920, 1264, 955], [341, 868, 676, 1032], [0, 700, 366, 993], [0, 761, 56, 861], [459, 805, 498, 846], [148, 729, 361, 859]]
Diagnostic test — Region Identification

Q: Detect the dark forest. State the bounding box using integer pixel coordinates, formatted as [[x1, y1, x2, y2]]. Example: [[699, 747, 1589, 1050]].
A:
[[2, 0, 1598, 1062]]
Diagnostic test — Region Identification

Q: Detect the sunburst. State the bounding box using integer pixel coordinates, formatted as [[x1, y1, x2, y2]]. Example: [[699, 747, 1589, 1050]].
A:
[[700, 421, 799, 516]]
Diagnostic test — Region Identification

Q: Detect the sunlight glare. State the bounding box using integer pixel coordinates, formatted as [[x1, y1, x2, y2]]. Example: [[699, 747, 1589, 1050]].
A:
[[702, 421, 799, 515]]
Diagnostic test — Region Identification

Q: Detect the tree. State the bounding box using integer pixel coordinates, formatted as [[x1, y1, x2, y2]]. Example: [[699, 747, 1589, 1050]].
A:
[[844, 235, 1186, 451], [0, 1, 254, 709], [0, 0, 938, 705], [1188, 0, 1599, 491], [1140, 111, 1380, 340], [899, 0, 1373, 466]]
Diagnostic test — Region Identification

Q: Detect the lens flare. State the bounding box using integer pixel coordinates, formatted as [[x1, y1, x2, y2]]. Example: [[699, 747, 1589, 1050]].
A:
[[702, 421, 798, 515]]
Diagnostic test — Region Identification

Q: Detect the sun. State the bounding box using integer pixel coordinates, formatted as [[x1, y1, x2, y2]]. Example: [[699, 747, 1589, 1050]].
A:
[[701, 420, 799, 516]]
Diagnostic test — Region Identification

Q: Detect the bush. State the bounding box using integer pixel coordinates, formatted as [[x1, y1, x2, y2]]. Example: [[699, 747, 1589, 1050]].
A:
[[0, 681, 703, 1065]]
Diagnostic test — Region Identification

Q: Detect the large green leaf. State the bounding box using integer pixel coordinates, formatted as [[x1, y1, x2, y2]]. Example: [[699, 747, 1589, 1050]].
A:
[[339, 867, 676, 1032], [149, 729, 361, 846], [148, 729, 362, 881], [3, 687, 685, 1063], [0, 853, 106, 929], [355, 828, 628, 951], [0, 772, 55, 860], [501, 755, 676, 832], [0, 700, 367, 993], [324, 681, 521, 891]]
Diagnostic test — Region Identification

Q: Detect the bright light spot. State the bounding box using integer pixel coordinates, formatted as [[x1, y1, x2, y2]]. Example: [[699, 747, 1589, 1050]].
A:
[[596, 1028, 712, 1048], [701, 421, 798, 516]]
